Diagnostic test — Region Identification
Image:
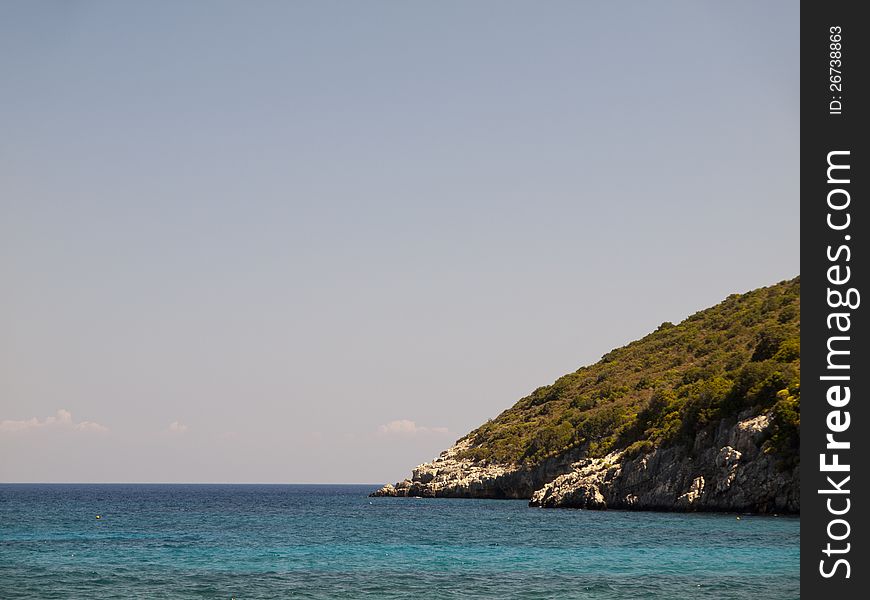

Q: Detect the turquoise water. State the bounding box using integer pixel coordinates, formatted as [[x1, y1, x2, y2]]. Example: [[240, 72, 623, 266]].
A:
[[0, 484, 798, 599]]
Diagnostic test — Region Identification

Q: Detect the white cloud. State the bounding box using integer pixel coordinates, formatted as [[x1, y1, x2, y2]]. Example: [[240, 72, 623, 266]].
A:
[[0, 409, 108, 433], [377, 419, 449, 436], [167, 421, 189, 434]]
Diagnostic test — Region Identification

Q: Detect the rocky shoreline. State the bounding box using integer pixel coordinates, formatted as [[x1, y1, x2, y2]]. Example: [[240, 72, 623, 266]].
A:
[[371, 411, 799, 513]]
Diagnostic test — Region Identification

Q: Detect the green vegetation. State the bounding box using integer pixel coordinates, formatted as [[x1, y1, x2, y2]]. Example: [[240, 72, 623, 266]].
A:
[[459, 277, 800, 467]]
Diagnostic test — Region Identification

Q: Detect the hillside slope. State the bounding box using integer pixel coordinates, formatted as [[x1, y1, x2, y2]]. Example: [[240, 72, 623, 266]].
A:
[[372, 277, 800, 512]]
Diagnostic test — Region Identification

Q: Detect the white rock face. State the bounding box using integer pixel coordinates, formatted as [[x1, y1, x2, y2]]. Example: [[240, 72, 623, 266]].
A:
[[676, 476, 705, 506], [371, 438, 585, 499], [373, 412, 799, 514], [526, 412, 798, 512]]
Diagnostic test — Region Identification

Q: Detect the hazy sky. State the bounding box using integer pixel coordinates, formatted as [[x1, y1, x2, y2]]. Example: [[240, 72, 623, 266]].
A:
[[1, 1, 798, 483]]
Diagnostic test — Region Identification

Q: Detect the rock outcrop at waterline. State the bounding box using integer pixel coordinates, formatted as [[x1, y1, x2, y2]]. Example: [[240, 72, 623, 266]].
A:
[[371, 410, 798, 512], [370, 438, 586, 500], [528, 412, 798, 511], [372, 278, 801, 513]]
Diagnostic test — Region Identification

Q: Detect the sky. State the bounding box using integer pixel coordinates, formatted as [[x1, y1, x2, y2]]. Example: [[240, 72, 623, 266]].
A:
[[0, 1, 799, 483]]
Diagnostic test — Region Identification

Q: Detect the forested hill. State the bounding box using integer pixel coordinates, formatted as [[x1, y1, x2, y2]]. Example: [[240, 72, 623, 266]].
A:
[[373, 277, 800, 512], [460, 276, 800, 467]]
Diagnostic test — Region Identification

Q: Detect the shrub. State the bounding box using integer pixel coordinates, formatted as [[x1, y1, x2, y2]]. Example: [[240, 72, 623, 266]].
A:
[[623, 439, 655, 460]]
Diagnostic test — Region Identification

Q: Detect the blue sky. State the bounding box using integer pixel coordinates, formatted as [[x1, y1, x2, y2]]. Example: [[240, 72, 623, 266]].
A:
[[1, 1, 798, 483]]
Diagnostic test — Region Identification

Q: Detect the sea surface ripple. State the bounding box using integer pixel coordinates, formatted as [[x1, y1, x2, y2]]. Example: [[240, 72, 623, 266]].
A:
[[0, 484, 799, 599]]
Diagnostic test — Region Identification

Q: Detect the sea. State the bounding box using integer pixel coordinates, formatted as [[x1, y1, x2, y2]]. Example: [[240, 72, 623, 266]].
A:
[[0, 484, 799, 599]]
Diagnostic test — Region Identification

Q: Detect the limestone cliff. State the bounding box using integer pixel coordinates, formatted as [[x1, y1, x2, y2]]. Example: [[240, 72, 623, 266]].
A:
[[372, 409, 797, 512], [529, 411, 798, 512], [371, 438, 585, 500]]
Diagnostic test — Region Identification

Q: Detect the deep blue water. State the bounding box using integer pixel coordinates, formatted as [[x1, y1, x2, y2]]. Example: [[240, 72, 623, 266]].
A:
[[0, 484, 798, 599]]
